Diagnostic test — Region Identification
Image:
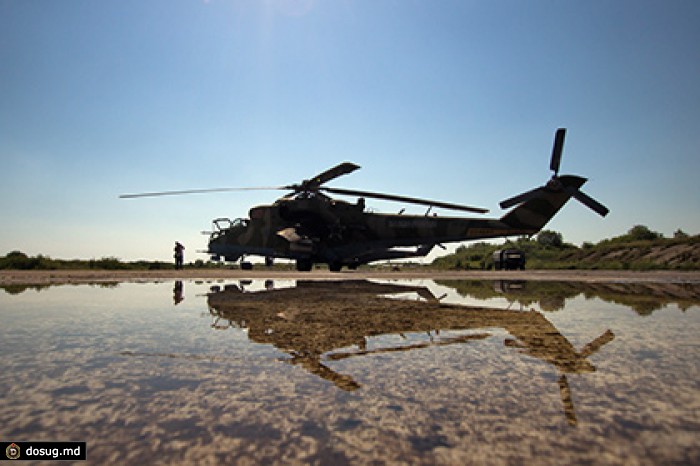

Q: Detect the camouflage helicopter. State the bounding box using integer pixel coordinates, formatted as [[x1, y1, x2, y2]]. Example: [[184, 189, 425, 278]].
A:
[[121, 128, 608, 271]]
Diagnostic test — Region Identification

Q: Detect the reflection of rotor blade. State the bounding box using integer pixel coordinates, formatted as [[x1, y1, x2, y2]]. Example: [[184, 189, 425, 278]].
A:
[[499, 186, 544, 209], [302, 162, 361, 189], [579, 329, 615, 358], [322, 187, 488, 214], [550, 128, 566, 175], [286, 355, 360, 392], [326, 333, 490, 361], [119, 187, 283, 199], [566, 188, 609, 217], [558, 374, 577, 426]]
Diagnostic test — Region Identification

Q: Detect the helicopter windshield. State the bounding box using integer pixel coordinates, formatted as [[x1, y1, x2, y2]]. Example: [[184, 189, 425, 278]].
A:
[[212, 218, 249, 231]]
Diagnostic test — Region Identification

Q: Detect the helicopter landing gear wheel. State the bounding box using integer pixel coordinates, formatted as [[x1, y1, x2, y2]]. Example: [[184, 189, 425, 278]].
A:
[[328, 262, 342, 272], [296, 259, 313, 272]]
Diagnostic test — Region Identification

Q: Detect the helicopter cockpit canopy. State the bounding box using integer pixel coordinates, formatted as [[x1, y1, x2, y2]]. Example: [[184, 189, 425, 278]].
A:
[[212, 217, 248, 232]]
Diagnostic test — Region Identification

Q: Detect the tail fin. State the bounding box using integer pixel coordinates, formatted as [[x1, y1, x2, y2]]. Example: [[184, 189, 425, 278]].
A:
[[500, 175, 586, 232], [499, 128, 608, 232]]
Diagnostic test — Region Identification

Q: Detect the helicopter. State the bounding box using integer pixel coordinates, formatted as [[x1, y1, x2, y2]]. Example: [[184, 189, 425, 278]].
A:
[[121, 128, 608, 271]]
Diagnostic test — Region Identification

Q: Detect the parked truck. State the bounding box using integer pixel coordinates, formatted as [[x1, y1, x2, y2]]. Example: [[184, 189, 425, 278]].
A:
[[492, 249, 526, 270]]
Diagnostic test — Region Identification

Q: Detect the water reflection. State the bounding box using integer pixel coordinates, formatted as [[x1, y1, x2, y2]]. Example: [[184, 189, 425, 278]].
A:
[[437, 279, 700, 314], [1, 278, 699, 464], [0, 281, 119, 295], [5, 278, 699, 316], [207, 280, 615, 425], [173, 280, 184, 305]]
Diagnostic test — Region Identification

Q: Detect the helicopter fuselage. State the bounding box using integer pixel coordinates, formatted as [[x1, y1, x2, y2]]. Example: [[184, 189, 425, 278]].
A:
[[206, 194, 537, 270]]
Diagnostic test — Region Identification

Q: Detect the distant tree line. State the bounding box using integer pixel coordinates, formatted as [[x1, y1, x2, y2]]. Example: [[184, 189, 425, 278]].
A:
[[431, 225, 699, 271], [0, 251, 226, 270]]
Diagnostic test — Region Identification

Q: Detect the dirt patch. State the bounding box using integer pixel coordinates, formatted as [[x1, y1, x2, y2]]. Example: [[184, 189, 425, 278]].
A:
[[1, 269, 699, 286]]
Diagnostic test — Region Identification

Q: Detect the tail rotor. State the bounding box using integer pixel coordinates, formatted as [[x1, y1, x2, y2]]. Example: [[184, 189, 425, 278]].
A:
[[499, 128, 609, 217]]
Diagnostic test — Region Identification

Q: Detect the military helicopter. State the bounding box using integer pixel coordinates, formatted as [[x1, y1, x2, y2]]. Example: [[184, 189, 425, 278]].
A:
[[121, 128, 608, 271]]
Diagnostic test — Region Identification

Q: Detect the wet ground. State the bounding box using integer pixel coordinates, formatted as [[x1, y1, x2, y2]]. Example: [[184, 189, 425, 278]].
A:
[[1, 278, 699, 464]]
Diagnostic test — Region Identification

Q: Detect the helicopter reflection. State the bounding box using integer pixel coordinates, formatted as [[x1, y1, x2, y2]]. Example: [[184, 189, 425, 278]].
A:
[[207, 280, 614, 425]]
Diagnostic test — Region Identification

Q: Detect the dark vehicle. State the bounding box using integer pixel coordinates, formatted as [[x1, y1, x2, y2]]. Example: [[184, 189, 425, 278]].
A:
[[493, 249, 526, 270]]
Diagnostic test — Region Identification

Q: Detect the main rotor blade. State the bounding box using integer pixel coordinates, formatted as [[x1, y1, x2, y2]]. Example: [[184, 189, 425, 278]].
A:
[[322, 187, 488, 214], [499, 186, 544, 209], [550, 128, 566, 175], [119, 187, 283, 199], [301, 162, 361, 190], [569, 188, 609, 217]]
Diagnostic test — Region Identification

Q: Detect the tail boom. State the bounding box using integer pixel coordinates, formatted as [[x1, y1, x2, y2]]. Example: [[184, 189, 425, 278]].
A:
[[500, 175, 586, 233]]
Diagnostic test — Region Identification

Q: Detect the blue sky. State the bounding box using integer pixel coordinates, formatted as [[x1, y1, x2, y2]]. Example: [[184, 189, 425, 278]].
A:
[[1, 0, 699, 262]]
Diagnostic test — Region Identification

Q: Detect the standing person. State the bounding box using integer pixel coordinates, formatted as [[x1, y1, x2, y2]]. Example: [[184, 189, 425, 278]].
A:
[[174, 242, 185, 269]]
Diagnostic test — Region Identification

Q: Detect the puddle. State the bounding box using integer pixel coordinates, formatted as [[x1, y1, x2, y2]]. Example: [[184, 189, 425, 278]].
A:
[[1, 279, 699, 464]]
